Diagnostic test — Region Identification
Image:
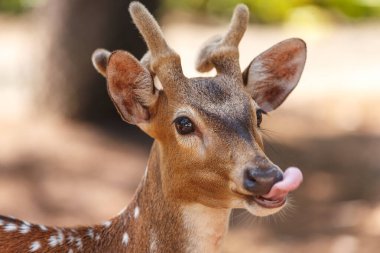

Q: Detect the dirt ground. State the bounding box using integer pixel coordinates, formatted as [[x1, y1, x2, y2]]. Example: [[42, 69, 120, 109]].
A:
[[1, 12, 380, 253]]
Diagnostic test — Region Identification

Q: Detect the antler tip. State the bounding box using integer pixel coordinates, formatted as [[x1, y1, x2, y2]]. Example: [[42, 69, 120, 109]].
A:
[[129, 1, 149, 19], [236, 4, 249, 11], [129, 1, 142, 11], [234, 4, 249, 21]]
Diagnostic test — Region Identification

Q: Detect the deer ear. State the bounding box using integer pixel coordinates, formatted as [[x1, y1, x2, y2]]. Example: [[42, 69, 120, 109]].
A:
[[242, 38, 306, 112], [92, 48, 111, 77], [106, 50, 157, 125]]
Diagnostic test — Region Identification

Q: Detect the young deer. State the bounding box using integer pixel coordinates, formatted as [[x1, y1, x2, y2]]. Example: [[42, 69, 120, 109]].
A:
[[0, 2, 306, 252]]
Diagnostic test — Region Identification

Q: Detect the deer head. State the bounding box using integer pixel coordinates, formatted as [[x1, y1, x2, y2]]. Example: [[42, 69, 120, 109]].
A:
[[92, 2, 305, 217]]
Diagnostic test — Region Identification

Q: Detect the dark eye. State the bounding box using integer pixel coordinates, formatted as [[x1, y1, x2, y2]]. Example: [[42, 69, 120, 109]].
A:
[[256, 109, 266, 128], [174, 116, 195, 135]]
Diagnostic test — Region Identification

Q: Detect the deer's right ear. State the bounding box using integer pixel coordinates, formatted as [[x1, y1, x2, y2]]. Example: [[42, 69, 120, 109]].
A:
[[106, 50, 157, 125]]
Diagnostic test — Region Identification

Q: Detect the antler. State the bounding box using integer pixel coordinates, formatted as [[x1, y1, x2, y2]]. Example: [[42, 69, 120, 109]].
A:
[[196, 4, 249, 78], [129, 2, 187, 90]]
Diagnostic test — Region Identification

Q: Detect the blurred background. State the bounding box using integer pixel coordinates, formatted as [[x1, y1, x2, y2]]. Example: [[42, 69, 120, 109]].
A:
[[0, 0, 380, 252]]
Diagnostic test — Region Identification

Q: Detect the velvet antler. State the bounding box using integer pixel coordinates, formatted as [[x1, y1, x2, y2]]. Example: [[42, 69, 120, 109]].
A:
[[129, 2, 187, 90], [196, 4, 249, 78]]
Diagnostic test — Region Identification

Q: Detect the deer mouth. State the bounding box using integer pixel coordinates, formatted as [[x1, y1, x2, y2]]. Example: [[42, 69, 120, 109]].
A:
[[253, 167, 303, 208], [251, 195, 286, 209], [235, 193, 286, 209], [237, 167, 303, 212], [233, 192, 286, 209]]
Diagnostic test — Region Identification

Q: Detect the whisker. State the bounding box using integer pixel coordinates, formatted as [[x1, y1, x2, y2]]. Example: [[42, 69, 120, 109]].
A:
[[259, 128, 284, 155]]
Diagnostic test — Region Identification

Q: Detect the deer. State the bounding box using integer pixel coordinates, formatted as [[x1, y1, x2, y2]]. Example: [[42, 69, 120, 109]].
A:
[[0, 2, 306, 252]]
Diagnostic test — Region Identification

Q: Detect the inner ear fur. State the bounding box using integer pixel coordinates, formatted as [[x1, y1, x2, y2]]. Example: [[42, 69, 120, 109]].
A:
[[243, 38, 306, 112], [107, 50, 157, 124]]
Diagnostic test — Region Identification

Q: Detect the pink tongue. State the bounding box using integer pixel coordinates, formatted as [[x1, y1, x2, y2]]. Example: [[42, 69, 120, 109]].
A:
[[262, 167, 303, 200]]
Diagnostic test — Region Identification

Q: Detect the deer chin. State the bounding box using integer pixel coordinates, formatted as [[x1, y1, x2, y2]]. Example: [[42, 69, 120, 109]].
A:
[[244, 202, 284, 217]]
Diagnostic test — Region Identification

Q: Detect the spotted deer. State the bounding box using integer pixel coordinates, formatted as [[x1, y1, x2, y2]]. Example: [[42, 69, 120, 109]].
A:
[[0, 2, 306, 253]]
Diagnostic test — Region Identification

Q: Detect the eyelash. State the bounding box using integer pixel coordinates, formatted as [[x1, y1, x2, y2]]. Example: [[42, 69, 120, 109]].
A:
[[256, 109, 266, 128]]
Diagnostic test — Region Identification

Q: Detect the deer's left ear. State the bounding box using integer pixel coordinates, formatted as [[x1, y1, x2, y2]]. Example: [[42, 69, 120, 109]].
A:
[[242, 38, 306, 112]]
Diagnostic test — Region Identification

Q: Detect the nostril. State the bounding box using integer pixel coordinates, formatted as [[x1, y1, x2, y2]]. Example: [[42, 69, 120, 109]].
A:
[[244, 177, 256, 189], [243, 170, 257, 193], [245, 168, 257, 181]]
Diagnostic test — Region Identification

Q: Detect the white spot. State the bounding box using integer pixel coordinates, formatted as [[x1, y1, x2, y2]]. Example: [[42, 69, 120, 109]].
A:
[[150, 240, 157, 252], [0, 219, 4, 226], [29, 241, 41, 252], [68, 249, 73, 253], [149, 230, 158, 252], [57, 230, 64, 245], [87, 228, 94, 239], [20, 223, 31, 234], [67, 233, 75, 244], [122, 232, 129, 246], [103, 220, 112, 228], [153, 78, 163, 91], [95, 234, 101, 241], [23, 221, 31, 226], [4, 223, 18, 232], [39, 225, 48, 231], [134, 206, 140, 219], [48, 235, 59, 247], [75, 237, 83, 250]]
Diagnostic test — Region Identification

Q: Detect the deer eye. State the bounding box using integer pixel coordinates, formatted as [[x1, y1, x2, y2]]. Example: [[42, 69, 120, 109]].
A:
[[256, 109, 266, 128], [174, 116, 195, 135]]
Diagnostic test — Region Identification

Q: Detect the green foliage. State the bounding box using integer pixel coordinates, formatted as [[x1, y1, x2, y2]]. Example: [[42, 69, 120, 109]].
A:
[[0, 0, 22, 13], [0, 0, 38, 14], [322, 0, 380, 19], [2, 0, 380, 20], [164, 0, 380, 23], [247, 0, 295, 23]]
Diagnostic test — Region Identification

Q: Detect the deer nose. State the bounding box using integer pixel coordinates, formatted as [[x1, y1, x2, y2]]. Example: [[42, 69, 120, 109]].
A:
[[243, 167, 283, 195]]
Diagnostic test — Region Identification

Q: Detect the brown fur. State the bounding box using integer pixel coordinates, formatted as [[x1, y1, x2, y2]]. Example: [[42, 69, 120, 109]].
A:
[[0, 2, 306, 252]]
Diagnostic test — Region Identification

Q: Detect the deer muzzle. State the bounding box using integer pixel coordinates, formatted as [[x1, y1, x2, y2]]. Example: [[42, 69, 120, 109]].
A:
[[239, 163, 303, 211]]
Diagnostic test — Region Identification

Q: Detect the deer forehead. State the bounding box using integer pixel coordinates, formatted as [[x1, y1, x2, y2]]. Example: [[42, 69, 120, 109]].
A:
[[171, 76, 255, 137], [173, 76, 251, 109]]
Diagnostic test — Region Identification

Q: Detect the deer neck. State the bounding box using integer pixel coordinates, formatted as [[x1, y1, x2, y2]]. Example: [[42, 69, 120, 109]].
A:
[[0, 141, 230, 253], [110, 141, 231, 253]]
